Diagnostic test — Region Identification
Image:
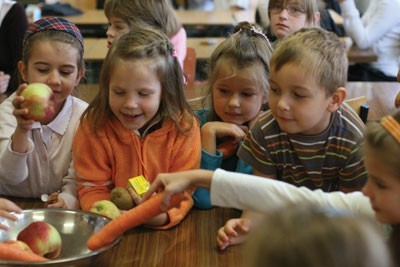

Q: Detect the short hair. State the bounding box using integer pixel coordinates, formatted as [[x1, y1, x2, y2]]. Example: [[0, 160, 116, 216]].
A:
[[204, 22, 273, 112], [271, 27, 347, 95], [268, 0, 321, 26], [104, 0, 181, 38], [246, 204, 393, 267]]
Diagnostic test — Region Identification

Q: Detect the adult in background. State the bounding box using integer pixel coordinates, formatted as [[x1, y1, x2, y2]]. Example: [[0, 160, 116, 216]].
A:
[[337, 0, 400, 81]]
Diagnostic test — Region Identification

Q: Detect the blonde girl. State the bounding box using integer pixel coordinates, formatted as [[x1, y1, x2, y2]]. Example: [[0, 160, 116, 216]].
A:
[[193, 21, 273, 209], [73, 26, 200, 229], [104, 0, 187, 68], [0, 17, 87, 209]]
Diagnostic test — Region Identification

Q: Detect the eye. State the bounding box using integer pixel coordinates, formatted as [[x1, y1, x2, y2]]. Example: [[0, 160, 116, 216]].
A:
[[217, 88, 230, 95], [242, 92, 256, 97], [294, 92, 306, 98], [269, 87, 280, 94]]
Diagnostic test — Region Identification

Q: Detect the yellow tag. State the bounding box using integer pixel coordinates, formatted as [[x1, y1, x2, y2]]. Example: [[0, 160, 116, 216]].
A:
[[128, 175, 150, 197]]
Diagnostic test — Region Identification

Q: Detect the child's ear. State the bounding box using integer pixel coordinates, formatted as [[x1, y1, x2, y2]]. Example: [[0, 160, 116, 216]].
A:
[[74, 69, 85, 87], [18, 61, 27, 82], [313, 11, 321, 25], [327, 87, 346, 112]]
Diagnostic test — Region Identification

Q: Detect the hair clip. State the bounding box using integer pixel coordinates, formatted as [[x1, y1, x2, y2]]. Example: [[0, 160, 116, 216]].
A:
[[380, 115, 400, 144], [234, 25, 273, 50]]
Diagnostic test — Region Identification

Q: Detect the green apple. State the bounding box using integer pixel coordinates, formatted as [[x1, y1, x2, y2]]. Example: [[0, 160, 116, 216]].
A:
[[21, 83, 55, 121], [110, 187, 134, 210], [17, 221, 62, 259], [90, 200, 121, 220]]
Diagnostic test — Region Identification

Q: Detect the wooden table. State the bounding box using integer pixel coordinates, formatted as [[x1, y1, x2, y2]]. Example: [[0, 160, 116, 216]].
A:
[[346, 82, 400, 120], [4, 196, 242, 267]]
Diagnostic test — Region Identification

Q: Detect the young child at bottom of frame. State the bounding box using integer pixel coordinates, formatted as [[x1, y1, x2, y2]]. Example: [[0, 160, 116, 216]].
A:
[[193, 21, 273, 209], [73, 26, 201, 229]]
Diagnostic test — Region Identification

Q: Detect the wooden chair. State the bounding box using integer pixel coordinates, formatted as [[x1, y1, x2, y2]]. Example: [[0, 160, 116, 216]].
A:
[[344, 96, 369, 123], [183, 47, 197, 91]]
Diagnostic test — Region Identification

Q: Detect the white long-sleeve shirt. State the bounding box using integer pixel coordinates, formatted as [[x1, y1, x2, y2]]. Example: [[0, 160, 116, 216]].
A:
[[210, 168, 374, 219], [340, 0, 400, 77], [0, 94, 88, 209]]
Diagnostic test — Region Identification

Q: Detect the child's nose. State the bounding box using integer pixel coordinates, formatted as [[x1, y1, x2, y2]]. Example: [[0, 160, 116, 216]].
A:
[[277, 96, 290, 111], [47, 72, 61, 86], [124, 97, 139, 109], [228, 95, 240, 107]]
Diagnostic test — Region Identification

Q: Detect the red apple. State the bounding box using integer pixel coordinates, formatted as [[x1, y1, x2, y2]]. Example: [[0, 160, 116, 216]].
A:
[[17, 221, 62, 259], [21, 83, 55, 121], [90, 200, 121, 220], [3, 240, 33, 253]]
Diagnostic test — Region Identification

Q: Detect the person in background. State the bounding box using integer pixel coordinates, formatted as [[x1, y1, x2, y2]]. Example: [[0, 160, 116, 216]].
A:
[[0, 198, 22, 231], [0, 17, 87, 209], [104, 0, 187, 69], [245, 205, 392, 267], [185, 0, 254, 11], [336, 0, 400, 81], [73, 26, 200, 229], [222, 27, 367, 250], [144, 108, 400, 266], [0, 0, 28, 96], [260, 0, 321, 45], [193, 21, 272, 209]]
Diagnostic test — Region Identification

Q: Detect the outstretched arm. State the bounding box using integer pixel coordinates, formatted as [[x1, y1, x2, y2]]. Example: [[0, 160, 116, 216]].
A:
[[143, 169, 214, 211]]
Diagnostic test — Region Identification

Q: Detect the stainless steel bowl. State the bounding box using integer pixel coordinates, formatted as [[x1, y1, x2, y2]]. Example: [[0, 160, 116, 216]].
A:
[[0, 209, 121, 267]]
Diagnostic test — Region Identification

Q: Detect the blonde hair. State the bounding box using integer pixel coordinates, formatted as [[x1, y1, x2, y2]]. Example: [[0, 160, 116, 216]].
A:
[[104, 0, 181, 38], [81, 26, 193, 133], [203, 22, 273, 117], [246, 204, 393, 267], [271, 27, 347, 96]]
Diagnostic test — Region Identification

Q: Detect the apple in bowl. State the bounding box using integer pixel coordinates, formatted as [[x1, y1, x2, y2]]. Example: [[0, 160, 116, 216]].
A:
[[17, 221, 62, 259], [21, 83, 55, 121]]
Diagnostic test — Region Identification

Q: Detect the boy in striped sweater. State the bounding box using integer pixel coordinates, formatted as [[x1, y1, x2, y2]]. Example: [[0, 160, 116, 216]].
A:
[[217, 28, 367, 250]]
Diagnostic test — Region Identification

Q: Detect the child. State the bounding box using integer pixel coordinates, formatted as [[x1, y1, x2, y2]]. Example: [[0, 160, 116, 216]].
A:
[[0, 17, 87, 209], [104, 0, 187, 68], [245, 205, 392, 267], [193, 21, 273, 209], [239, 27, 367, 192], [0, 198, 22, 231], [73, 26, 201, 229], [336, 0, 400, 81], [144, 109, 400, 265], [268, 0, 320, 44]]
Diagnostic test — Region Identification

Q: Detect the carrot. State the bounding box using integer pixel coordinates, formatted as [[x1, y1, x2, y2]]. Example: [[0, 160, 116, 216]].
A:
[[87, 192, 184, 250], [217, 139, 238, 160], [0, 242, 48, 262]]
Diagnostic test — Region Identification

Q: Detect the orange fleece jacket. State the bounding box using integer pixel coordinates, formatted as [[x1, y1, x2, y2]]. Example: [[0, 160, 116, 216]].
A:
[[73, 117, 201, 229]]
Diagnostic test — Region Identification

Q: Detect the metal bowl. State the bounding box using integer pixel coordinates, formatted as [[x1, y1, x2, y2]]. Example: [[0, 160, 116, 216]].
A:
[[0, 209, 121, 267]]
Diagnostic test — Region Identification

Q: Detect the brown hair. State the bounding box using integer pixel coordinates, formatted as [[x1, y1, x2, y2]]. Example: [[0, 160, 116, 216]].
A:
[[104, 0, 181, 38], [81, 26, 193, 134], [271, 27, 347, 96], [246, 204, 393, 267]]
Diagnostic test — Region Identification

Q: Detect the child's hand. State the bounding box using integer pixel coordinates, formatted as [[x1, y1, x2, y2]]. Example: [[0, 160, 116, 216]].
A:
[[217, 218, 251, 250], [45, 192, 67, 209], [12, 84, 34, 131], [0, 198, 22, 230], [126, 187, 143, 206]]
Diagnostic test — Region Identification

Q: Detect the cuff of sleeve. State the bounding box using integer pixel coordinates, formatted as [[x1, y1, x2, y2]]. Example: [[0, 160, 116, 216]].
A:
[[59, 192, 80, 209]]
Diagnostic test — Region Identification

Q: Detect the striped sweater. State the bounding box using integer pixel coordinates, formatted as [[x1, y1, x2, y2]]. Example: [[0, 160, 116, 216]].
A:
[[237, 104, 367, 192]]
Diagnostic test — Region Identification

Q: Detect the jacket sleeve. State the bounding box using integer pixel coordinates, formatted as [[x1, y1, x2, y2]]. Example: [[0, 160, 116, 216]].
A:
[[74, 122, 113, 211], [152, 118, 201, 229]]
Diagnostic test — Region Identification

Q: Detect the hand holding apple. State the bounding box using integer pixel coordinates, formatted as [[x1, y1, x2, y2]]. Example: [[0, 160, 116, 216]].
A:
[[17, 221, 62, 259], [20, 83, 55, 121], [90, 200, 121, 220]]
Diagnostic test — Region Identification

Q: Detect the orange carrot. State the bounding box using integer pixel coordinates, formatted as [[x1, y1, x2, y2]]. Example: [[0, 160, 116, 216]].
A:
[[87, 192, 184, 250], [0, 242, 48, 262], [217, 139, 238, 160]]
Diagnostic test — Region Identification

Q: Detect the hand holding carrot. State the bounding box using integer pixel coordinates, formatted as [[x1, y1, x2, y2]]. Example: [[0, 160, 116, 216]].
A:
[[0, 198, 22, 231]]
